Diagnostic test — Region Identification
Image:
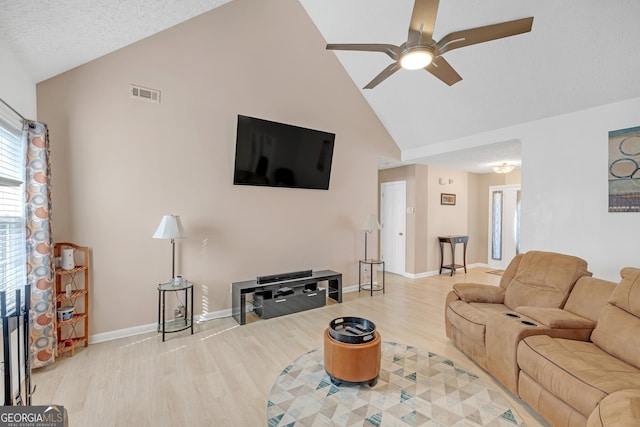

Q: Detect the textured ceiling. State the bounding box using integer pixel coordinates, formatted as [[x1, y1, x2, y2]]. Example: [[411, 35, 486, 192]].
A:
[[0, 0, 232, 82], [2, 0, 639, 173]]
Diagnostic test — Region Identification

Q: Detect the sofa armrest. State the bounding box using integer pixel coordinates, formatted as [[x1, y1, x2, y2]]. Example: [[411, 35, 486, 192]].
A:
[[453, 283, 505, 303], [515, 306, 596, 329], [587, 389, 640, 427]]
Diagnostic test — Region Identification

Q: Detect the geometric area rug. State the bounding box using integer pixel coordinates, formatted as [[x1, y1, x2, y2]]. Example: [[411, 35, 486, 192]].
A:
[[267, 341, 525, 426]]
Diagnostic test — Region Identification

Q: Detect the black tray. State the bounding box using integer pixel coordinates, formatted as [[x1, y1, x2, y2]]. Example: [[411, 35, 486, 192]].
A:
[[328, 317, 376, 344]]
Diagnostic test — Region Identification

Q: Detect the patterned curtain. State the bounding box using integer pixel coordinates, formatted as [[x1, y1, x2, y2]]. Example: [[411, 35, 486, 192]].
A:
[[25, 121, 55, 368]]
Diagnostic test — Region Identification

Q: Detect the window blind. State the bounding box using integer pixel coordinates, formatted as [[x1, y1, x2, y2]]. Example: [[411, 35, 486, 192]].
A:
[[0, 107, 26, 315]]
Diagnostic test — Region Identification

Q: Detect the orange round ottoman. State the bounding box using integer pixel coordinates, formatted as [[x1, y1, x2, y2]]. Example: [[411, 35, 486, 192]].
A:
[[324, 327, 381, 387]]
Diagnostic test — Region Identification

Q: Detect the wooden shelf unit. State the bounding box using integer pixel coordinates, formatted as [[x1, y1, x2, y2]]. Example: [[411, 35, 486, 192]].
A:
[[54, 243, 90, 357]]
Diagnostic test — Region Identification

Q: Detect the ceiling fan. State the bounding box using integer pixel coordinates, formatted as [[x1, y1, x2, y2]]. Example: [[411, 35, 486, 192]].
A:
[[326, 0, 534, 89]]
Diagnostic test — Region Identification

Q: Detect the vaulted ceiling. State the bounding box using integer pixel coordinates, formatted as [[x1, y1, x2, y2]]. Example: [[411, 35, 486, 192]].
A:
[[2, 0, 639, 172]]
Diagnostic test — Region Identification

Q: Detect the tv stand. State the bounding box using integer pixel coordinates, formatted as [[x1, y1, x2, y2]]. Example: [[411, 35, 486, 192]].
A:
[[231, 270, 342, 325]]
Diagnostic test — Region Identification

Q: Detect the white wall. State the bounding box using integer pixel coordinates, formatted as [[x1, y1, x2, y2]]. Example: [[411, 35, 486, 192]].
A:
[[0, 40, 36, 119], [521, 97, 640, 280]]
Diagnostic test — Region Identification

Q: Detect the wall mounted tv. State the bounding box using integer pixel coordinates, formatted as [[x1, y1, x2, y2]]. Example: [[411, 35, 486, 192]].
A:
[[233, 115, 335, 190]]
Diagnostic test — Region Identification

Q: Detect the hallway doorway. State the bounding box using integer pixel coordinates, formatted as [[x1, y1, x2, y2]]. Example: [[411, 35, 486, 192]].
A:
[[380, 181, 406, 274]]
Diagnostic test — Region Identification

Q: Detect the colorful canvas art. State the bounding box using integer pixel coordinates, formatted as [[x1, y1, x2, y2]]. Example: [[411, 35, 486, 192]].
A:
[[609, 125, 640, 212]]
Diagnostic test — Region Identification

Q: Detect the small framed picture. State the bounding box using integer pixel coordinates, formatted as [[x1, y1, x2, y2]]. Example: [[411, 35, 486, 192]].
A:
[[441, 193, 456, 205]]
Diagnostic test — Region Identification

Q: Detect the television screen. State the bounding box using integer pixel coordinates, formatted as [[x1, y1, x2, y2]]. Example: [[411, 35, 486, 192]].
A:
[[233, 115, 335, 190]]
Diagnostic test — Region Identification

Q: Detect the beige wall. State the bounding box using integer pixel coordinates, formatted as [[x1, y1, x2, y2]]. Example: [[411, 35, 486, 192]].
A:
[[414, 165, 430, 273], [426, 166, 469, 272], [36, 0, 399, 335]]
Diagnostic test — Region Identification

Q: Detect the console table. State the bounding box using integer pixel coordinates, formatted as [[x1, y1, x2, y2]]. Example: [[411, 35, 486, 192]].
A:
[[231, 270, 342, 325], [438, 235, 469, 276]]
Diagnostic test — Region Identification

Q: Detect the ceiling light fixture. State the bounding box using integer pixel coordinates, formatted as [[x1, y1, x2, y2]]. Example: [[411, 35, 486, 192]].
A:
[[400, 48, 433, 70], [492, 163, 516, 174]]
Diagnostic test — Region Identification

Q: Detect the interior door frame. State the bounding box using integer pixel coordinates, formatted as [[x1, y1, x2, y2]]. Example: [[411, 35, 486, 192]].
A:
[[380, 180, 406, 275], [487, 184, 521, 270]]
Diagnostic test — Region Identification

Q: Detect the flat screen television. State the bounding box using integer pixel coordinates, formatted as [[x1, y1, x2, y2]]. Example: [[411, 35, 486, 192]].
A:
[[233, 115, 335, 190]]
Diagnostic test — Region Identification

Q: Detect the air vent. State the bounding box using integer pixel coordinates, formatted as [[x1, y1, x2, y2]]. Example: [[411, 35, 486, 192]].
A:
[[130, 84, 161, 104]]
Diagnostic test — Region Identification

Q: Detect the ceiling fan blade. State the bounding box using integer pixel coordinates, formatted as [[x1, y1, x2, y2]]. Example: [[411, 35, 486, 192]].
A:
[[326, 43, 401, 60], [364, 62, 402, 89], [407, 0, 440, 45], [425, 57, 462, 86], [436, 17, 534, 55]]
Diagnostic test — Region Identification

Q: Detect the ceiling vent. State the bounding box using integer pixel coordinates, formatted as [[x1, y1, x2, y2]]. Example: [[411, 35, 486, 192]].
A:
[[130, 84, 160, 104]]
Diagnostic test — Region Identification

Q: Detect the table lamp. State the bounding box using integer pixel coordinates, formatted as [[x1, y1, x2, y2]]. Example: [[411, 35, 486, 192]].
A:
[[361, 214, 381, 260], [153, 215, 186, 279]]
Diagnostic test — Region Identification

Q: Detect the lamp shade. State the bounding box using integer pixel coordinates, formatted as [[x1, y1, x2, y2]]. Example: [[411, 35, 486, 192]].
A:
[[152, 215, 186, 239], [361, 214, 381, 232]]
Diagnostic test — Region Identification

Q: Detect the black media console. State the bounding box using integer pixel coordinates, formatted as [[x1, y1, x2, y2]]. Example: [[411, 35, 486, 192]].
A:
[[231, 270, 342, 325]]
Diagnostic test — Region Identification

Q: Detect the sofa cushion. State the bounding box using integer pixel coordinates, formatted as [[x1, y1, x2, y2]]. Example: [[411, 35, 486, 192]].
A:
[[518, 335, 640, 418], [498, 253, 523, 290], [592, 268, 640, 369], [607, 267, 640, 316], [515, 306, 595, 329], [446, 301, 511, 345], [453, 283, 505, 303], [503, 251, 589, 310], [519, 371, 588, 427], [564, 276, 617, 322], [587, 389, 640, 427]]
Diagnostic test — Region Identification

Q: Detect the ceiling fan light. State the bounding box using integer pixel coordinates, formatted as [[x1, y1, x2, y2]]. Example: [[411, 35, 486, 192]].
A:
[[400, 50, 433, 70], [492, 163, 516, 174]]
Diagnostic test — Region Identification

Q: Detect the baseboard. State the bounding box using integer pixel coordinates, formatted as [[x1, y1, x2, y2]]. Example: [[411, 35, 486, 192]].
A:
[[469, 263, 489, 269], [403, 263, 489, 279], [403, 271, 438, 279], [343, 284, 359, 293], [89, 307, 232, 344], [89, 323, 156, 344]]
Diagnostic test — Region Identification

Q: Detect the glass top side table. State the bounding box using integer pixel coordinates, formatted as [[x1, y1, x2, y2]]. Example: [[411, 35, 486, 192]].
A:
[[358, 259, 385, 296], [157, 280, 194, 341]]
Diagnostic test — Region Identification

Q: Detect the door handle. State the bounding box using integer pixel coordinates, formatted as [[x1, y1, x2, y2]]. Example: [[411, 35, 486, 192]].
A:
[[399, 232, 403, 236]]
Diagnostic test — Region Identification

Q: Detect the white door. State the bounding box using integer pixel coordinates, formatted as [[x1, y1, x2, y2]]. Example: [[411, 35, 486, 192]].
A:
[[488, 185, 521, 270], [380, 181, 406, 274]]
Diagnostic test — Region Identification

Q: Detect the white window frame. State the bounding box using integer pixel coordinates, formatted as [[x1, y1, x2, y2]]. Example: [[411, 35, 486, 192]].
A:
[[0, 107, 26, 315]]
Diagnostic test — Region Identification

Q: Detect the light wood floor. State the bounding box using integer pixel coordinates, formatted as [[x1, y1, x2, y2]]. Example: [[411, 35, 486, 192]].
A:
[[33, 268, 549, 426]]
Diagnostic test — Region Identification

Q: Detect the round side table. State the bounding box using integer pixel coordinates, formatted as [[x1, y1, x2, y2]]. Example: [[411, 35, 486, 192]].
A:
[[358, 259, 385, 296], [157, 280, 194, 341]]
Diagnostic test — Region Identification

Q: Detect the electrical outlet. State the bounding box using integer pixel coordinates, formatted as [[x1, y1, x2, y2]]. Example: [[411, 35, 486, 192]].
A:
[[174, 305, 186, 320]]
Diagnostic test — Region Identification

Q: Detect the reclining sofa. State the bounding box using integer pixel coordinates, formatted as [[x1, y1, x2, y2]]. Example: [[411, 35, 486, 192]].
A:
[[445, 251, 640, 426]]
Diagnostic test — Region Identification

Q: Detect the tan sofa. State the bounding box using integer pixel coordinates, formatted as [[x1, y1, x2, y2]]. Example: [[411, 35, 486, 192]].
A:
[[445, 251, 592, 392], [517, 267, 640, 426], [444, 252, 640, 426]]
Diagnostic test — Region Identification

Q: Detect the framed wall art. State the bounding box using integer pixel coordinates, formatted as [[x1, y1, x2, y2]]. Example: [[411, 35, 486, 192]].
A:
[[441, 193, 456, 206], [609, 125, 640, 212]]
